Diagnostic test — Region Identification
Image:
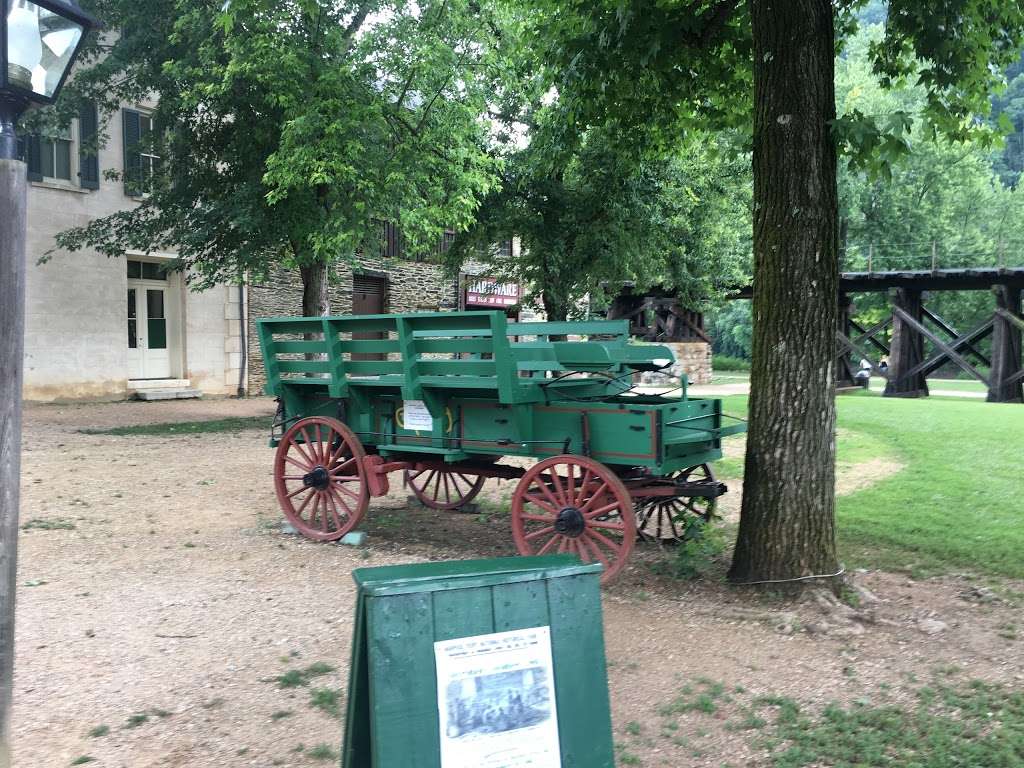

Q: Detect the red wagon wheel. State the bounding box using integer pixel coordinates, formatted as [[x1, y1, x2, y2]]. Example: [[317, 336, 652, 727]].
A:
[[273, 416, 369, 542], [404, 468, 486, 511], [635, 463, 718, 543], [511, 455, 636, 585]]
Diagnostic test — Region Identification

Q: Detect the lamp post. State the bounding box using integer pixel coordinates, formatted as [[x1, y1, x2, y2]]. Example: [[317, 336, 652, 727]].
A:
[[0, 1, 94, 764]]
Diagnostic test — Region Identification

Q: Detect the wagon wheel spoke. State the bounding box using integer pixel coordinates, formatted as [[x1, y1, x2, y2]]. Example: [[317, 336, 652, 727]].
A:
[[329, 457, 357, 476], [536, 533, 561, 556], [574, 469, 592, 507], [580, 483, 610, 512], [441, 472, 453, 505], [524, 525, 555, 542], [285, 484, 309, 500], [297, 428, 318, 466], [520, 513, 556, 523], [284, 455, 312, 473], [534, 476, 564, 510], [589, 519, 627, 532], [521, 493, 559, 517], [584, 500, 620, 519]]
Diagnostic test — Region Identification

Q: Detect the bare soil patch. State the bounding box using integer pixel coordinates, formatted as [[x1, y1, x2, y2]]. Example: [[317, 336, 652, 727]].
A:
[[13, 399, 1023, 767]]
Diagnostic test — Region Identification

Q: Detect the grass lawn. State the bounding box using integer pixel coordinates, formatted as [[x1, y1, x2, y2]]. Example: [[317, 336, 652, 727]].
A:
[[760, 680, 1024, 768], [80, 415, 270, 436], [719, 393, 1024, 580]]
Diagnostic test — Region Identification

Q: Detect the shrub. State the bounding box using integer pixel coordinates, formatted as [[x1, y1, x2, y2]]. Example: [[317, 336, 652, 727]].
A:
[[713, 355, 751, 372]]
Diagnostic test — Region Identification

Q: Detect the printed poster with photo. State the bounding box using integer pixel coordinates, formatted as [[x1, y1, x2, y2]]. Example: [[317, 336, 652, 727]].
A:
[[435, 626, 561, 768]]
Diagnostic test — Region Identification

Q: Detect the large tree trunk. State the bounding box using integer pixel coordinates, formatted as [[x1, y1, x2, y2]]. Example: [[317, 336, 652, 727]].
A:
[[728, 0, 840, 585], [300, 261, 330, 317]]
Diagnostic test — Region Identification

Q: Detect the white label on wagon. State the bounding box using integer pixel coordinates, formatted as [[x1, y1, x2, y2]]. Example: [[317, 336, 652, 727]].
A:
[[403, 400, 433, 431]]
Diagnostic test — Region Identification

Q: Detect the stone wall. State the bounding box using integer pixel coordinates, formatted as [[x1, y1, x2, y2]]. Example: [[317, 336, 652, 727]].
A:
[[246, 256, 459, 394], [639, 341, 713, 387]]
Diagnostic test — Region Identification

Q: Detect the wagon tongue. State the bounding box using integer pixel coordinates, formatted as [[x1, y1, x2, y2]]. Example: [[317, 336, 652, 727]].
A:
[[302, 466, 330, 490], [554, 506, 586, 538]]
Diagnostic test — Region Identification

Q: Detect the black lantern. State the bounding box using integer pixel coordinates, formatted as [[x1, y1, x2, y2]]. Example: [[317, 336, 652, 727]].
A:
[[0, 0, 95, 158]]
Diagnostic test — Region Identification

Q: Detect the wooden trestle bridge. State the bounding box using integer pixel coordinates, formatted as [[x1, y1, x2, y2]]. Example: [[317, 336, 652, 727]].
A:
[[734, 266, 1024, 404]]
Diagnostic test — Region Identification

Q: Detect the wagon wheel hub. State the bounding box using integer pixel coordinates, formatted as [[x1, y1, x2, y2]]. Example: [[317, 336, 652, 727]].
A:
[[303, 466, 330, 490], [554, 506, 585, 538]]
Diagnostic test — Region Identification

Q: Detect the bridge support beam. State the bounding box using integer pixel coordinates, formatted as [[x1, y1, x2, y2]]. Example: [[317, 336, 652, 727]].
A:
[[884, 288, 929, 398], [987, 285, 1023, 404], [835, 293, 857, 388]]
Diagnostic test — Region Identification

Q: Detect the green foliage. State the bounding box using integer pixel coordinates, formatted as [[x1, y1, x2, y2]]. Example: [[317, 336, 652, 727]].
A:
[[707, 300, 753, 361], [307, 743, 339, 761], [87, 725, 109, 738], [659, 678, 728, 717], [763, 682, 1024, 768], [712, 356, 750, 372], [273, 662, 335, 689], [125, 713, 148, 728], [309, 688, 342, 718], [838, 25, 1024, 273], [522, 0, 1024, 174], [990, 50, 1024, 187], [447, 121, 752, 319], [70, 758, 96, 766], [79, 416, 268, 436], [21, 517, 76, 531], [55, 0, 503, 307], [660, 517, 726, 581]]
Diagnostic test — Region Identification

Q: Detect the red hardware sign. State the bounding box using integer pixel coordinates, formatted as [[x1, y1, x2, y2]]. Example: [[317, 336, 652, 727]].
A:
[[465, 277, 520, 307]]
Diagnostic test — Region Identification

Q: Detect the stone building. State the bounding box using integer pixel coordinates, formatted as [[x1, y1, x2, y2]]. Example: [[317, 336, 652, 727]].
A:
[[22, 101, 243, 401]]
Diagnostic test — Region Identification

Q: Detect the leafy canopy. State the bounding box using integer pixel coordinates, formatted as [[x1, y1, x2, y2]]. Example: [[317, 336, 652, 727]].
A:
[[522, 1, 1024, 172], [54, 0, 503, 288]]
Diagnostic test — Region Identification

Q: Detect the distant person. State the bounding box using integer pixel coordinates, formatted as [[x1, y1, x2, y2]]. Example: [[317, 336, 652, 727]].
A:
[[879, 355, 889, 376], [854, 358, 871, 388]]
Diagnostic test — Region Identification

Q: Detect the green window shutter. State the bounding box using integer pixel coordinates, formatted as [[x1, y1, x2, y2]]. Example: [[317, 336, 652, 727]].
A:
[[122, 108, 142, 196], [78, 100, 100, 190], [26, 135, 43, 182]]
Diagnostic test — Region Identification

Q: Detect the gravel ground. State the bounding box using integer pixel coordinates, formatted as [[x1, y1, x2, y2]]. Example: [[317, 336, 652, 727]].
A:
[[13, 398, 1024, 767]]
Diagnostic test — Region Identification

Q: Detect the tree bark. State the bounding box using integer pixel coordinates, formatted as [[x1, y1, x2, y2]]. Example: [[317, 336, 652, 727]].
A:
[[300, 261, 330, 317], [728, 0, 840, 585]]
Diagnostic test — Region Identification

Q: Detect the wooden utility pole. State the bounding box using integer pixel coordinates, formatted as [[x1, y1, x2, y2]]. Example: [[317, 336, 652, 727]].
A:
[[0, 156, 27, 768]]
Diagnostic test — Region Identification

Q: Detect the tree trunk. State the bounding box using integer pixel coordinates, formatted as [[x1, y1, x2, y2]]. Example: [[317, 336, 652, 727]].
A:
[[300, 261, 330, 317], [728, 0, 840, 586], [542, 292, 568, 322]]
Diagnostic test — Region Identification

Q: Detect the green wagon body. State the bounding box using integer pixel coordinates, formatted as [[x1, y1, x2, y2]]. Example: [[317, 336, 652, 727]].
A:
[[258, 310, 744, 582]]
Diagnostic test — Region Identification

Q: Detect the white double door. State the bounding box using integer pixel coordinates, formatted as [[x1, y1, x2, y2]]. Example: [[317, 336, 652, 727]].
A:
[[127, 281, 171, 379]]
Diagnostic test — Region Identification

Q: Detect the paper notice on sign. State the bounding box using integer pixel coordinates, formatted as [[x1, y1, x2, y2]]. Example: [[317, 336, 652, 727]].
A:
[[402, 400, 433, 431], [435, 627, 561, 768]]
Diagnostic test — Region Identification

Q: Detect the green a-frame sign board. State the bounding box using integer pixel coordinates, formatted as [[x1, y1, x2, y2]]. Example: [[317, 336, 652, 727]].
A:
[[342, 556, 615, 768]]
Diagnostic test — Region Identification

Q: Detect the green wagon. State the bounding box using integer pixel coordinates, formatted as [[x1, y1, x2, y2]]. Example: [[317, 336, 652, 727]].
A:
[[258, 310, 744, 583]]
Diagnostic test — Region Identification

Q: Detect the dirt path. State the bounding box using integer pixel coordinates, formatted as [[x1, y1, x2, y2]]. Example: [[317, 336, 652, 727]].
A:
[[13, 399, 1023, 767]]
